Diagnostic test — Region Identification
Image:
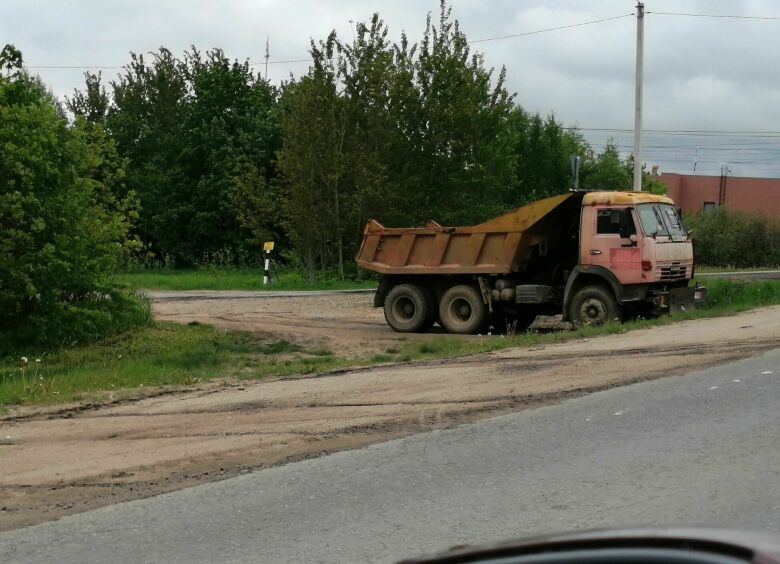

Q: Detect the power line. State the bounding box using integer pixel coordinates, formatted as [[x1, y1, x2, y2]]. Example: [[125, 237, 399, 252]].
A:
[[570, 127, 780, 138], [27, 13, 635, 71], [21, 9, 780, 71], [644, 159, 780, 164], [570, 127, 780, 134], [590, 144, 780, 152], [25, 58, 311, 70], [648, 11, 780, 21], [26, 65, 124, 70], [590, 142, 780, 150], [585, 146, 780, 164], [250, 58, 310, 66], [470, 13, 634, 44]]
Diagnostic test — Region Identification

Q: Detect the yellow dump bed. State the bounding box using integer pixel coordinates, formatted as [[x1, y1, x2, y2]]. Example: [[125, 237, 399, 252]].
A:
[[356, 192, 584, 275]]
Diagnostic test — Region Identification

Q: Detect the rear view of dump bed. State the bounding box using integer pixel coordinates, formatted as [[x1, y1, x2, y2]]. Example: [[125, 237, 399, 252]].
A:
[[356, 192, 583, 275]]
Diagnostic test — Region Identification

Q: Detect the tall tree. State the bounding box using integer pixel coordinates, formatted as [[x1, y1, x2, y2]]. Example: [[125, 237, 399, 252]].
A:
[[278, 40, 347, 280], [411, 1, 516, 224], [0, 47, 143, 352], [180, 48, 281, 265], [92, 48, 282, 266], [107, 49, 190, 262], [339, 15, 398, 232]]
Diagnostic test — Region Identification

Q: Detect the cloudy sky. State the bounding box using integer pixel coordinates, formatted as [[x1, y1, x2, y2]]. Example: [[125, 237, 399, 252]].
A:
[[4, 0, 780, 177]]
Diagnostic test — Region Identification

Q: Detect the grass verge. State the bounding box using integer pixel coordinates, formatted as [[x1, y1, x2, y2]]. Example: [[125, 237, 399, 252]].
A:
[[2, 279, 779, 409], [115, 268, 377, 291], [0, 323, 352, 408], [391, 278, 780, 360]]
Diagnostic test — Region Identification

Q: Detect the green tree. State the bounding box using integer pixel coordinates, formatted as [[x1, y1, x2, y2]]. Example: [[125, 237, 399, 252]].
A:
[[685, 207, 780, 268], [338, 15, 398, 233], [0, 44, 23, 78], [180, 48, 282, 265], [410, 1, 516, 224], [278, 45, 343, 280], [66, 71, 109, 124], [623, 154, 668, 194], [580, 139, 632, 190], [0, 49, 147, 353], [97, 48, 282, 266], [511, 111, 590, 203], [107, 49, 190, 263], [278, 39, 347, 281]]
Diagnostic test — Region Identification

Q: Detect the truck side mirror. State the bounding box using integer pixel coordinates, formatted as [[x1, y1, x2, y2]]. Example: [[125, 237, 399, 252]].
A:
[[618, 208, 633, 239]]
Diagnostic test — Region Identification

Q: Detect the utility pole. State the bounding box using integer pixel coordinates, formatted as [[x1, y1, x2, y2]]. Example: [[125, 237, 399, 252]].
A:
[[570, 154, 581, 189], [719, 164, 730, 205], [633, 1, 645, 192], [264, 36, 270, 81]]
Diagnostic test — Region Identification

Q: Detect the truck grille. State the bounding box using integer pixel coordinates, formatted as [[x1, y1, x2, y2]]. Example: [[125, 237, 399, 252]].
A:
[[657, 263, 687, 281]]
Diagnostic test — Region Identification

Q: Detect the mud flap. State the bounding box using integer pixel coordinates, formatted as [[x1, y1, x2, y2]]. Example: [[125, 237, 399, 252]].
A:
[[670, 287, 694, 313], [670, 284, 707, 313], [374, 276, 394, 308]]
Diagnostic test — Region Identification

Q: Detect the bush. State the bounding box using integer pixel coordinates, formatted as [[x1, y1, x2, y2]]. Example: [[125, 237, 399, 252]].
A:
[[0, 291, 152, 357], [685, 207, 780, 268], [0, 47, 148, 355], [703, 278, 780, 310]]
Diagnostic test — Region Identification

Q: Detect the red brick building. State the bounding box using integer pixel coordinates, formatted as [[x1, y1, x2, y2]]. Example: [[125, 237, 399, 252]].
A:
[[660, 173, 780, 216]]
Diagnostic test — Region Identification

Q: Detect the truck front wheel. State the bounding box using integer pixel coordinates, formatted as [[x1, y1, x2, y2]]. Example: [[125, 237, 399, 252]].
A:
[[439, 285, 487, 334], [384, 284, 435, 333], [569, 286, 622, 327]]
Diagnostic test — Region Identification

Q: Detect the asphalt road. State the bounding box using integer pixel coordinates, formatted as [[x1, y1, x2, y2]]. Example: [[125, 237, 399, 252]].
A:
[[697, 270, 780, 281], [3, 350, 780, 564]]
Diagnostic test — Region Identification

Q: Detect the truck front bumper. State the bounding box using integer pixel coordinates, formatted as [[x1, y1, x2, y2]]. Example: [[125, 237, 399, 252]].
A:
[[651, 283, 707, 314]]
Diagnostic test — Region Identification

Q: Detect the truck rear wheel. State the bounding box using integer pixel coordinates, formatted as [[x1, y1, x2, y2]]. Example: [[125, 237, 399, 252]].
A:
[[439, 285, 487, 334], [384, 284, 434, 333], [569, 285, 622, 327]]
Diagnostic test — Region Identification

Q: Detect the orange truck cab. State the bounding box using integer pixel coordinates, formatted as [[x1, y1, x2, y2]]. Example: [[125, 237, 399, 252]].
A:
[[356, 190, 706, 334]]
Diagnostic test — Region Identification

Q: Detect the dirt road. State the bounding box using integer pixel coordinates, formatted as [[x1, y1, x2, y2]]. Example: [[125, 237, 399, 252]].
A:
[[150, 290, 562, 357], [152, 290, 449, 357], [2, 304, 779, 530]]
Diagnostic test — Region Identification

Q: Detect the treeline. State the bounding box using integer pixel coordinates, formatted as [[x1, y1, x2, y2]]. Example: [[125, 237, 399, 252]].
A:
[[65, 3, 651, 279]]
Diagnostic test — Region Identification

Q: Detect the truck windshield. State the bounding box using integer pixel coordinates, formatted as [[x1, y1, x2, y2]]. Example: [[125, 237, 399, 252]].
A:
[[636, 203, 686, 238]]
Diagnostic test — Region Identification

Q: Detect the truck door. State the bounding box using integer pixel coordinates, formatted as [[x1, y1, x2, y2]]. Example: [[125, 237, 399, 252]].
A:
[[583, 207, 644, 285]]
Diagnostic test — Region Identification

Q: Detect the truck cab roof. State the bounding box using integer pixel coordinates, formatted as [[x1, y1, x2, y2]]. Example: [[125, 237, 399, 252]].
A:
[[580, 190, 674, 206]]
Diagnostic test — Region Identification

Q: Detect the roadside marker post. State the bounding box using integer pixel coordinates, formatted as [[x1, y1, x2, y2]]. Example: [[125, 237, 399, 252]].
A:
[[263, 241, 275, 285]]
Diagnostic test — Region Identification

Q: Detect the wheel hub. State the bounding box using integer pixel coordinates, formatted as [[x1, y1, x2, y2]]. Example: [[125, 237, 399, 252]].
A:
[[450, 298, 473, 323], [393, 296, 416, 322], [580, 298, 607, 324]]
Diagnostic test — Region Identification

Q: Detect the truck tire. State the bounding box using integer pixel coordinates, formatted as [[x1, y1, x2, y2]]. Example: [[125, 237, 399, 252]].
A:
[[569, 285, 622, 327], [384, 284, 434, 333], [439, 285, 487, 334]]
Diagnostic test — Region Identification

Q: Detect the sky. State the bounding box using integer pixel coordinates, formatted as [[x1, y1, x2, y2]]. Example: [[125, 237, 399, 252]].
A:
[[4, 0, 780, 177]]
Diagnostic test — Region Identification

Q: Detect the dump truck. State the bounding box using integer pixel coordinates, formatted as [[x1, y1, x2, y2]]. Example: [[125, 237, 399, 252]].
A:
[[356, 190, 706, 334]]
